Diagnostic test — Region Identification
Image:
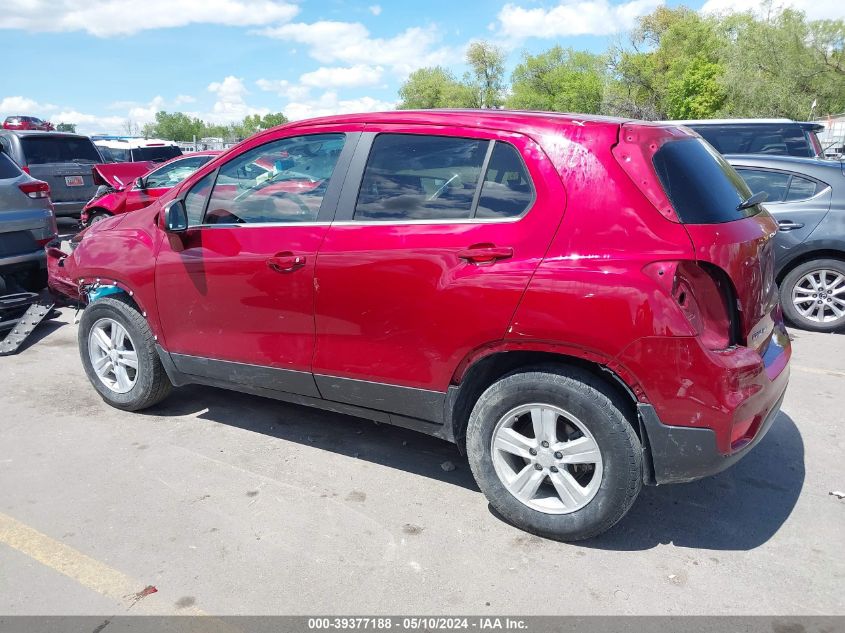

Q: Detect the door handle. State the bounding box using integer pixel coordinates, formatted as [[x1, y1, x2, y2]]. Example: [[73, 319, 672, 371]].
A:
[[778, 221, 805, 231], [266, 252, 306, 273], [457, 244, 514, 265]]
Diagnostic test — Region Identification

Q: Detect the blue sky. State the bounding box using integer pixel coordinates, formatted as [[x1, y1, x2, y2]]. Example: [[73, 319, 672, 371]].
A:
[[0, 0, 838, 134]]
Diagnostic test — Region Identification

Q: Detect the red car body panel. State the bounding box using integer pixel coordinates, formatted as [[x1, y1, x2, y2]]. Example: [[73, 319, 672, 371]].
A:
[[50, 110, 790, 482], [92, 162, 155, 188]]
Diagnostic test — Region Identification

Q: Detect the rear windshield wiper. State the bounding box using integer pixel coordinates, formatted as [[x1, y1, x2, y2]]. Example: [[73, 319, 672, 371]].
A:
[[737, 191, 768, 210]]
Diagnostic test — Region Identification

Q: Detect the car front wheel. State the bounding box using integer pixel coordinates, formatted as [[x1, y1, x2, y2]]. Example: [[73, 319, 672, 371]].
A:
[[78, 296, 172, 410], [466, 366, 642, 541], [781, 258, 845, 333]]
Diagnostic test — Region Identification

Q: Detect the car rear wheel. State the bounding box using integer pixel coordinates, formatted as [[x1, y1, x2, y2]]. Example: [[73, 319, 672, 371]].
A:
[[466, 366, 642, 541], [78, 296, 172, 410], [781, 259, 845, 333]]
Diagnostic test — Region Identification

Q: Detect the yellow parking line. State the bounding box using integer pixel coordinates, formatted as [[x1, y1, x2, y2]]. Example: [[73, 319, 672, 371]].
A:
[[791, 364, 845, 378], [0, 511, 204, 615]]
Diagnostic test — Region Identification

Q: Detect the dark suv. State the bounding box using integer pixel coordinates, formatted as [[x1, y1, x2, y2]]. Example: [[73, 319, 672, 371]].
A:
[[0, 131, 102, 217], [50, 111, 790, 541], [670, 119, 825, 158]]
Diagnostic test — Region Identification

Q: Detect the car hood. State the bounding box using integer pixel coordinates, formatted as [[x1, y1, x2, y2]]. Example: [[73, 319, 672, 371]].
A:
[[91, 162, 155, 189]]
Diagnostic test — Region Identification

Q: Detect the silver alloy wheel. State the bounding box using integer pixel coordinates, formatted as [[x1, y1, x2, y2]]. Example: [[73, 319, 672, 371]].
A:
[[87, 317, 139, 394], [491, 403, 603, 514], [791, 269, 845, 324]]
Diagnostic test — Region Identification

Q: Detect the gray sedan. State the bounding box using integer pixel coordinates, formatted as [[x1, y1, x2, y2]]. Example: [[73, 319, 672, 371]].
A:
[[727, 154, 845, 332]]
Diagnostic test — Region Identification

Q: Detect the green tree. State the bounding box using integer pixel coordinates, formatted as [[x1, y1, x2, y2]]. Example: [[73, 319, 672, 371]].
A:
[[465, 41, 506, 108], [508, 47, 608, 114], [397, 67, 475, 109], [55, 122, 76, 133], [719, 8, 845, 119], [608, 6, 726, 119], [142, 111, 204, 141], [231, 112, 288, 139]]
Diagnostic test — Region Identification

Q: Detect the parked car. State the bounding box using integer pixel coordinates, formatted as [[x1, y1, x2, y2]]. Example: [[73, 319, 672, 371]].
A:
[[0, 149, 57, 294], [667, 119, 825, 158], [3, 116, 54, 132], [82, 151, 221, 226], [92, 136, 182, 163], [0, 131, 102, 218], [49, 111, 790, 541], [726, 154, 845, 332]]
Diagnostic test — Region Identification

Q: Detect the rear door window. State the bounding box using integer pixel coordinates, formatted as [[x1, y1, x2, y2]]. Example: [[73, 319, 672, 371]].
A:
[[653, 138, 756, 224], [354, 134, 534, 222], [132, 146, 182, 163], [21, 136, 101, 164], [736, 168, 824, 203]]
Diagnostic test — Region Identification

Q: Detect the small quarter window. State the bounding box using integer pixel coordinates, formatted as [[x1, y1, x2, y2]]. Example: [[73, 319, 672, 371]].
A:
[[185, 172, 215, 226], [476, 142, 534, 219], [785, 175, 821, 201]]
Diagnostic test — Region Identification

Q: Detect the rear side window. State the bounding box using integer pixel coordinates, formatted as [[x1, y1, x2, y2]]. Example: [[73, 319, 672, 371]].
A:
[[0, 152, 22, 179], [735, 168, 823, 203], [354, 134, 533, 222], [653, 138, 755, 224], [21, 136, 101, 164], [691, 124, 813, 158]]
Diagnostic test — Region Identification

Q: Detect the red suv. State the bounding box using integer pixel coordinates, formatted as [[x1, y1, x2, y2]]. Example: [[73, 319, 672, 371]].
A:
[[51, 111, 791, 541]]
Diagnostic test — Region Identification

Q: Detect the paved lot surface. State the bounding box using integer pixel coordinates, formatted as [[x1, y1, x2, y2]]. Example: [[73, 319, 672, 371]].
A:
[[1, 311, 843, 616]]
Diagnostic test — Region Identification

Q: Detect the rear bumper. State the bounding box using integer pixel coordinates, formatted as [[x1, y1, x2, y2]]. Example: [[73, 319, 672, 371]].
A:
[[52, 201, 85, 217], [639, 381, 787, 485]]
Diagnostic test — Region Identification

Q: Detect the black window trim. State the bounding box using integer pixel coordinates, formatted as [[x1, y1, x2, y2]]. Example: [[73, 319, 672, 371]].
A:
[[733, 165, 830, 204], [180, 131, 360, 228], [333, 131, 537, 225]]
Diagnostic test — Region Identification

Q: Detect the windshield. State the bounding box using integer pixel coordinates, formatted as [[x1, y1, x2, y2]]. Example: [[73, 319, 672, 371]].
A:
[[653, 138, 760, 224], [132, 146, 182, 163], [690, 124, 814, 157], [21, 136, 102, 164]]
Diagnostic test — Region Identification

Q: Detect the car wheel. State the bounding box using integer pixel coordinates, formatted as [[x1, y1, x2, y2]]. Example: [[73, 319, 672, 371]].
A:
[[780, 258, 845, 333], [78, 296, 172, 411], [86, 210, 111, 227], [466, 366, 642, 541], [22, 268, 48, 292]]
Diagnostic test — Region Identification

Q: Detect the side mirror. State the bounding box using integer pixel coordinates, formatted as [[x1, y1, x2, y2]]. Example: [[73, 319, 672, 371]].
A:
[[134, 177, 146, 190], [163, 200, 188, 233]]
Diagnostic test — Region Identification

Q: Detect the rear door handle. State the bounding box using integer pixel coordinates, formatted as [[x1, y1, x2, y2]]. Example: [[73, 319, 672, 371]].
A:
[[457, 244, 514, 265], [266, 252, 306, 273], [778, 221, 805, 231]]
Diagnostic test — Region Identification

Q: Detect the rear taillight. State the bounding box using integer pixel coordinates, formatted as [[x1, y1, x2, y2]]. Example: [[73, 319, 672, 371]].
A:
[[645, 261, 738, 350], [19, 180, 50, 199], [21, 166, 31, 175], [612, 123, 694, 222]]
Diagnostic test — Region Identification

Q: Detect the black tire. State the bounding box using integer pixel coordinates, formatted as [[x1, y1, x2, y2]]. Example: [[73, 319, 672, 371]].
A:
[[22, 267, 48, 292], [86, 210, 111, 227], [780, 258, 845, 333], [78, 296, 172, 411], [466, 366, 642, 541]]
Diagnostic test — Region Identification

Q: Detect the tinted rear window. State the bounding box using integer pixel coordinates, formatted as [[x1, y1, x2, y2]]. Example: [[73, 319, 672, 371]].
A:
[[21, 136, 101, 164], [0, 152, 22, 179], [133, 146, 182, 162], [653, 138, 756, 224], [690, 124, 813, 157]]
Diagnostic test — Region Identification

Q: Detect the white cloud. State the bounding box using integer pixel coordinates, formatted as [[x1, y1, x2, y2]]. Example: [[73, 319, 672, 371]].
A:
[[299, 65, 384, 88], [282, 91, 394, 121], [700, 0, 843, 20], [369, 5, 382, 15], [0, 0, 299, 37], [0, 96, 57, 113], [497, 0, 663, 39], [258, 21, 454, 75], [206, 76, 269, 123], [174, 94, 197, 105]]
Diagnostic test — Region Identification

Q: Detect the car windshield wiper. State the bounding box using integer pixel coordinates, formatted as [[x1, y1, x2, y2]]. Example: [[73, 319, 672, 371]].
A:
[[737, 191, 767, 210]]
